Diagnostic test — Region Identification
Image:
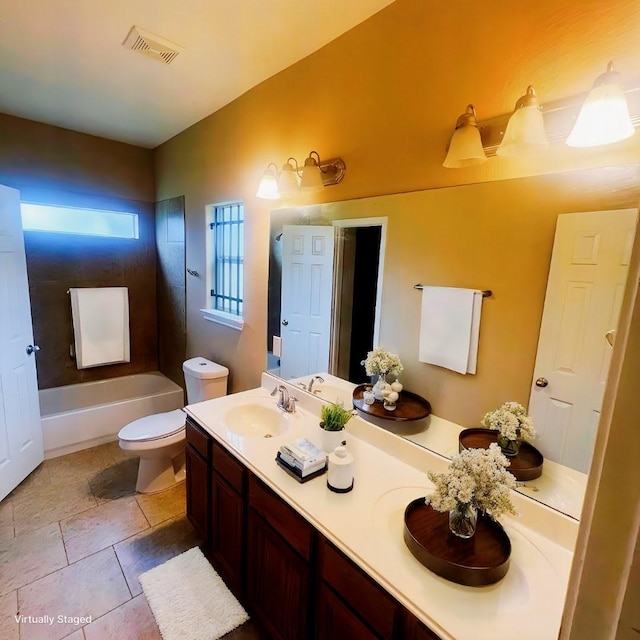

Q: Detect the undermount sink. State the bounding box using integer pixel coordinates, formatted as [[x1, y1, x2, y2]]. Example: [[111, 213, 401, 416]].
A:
[[223, 403, 292, 438]]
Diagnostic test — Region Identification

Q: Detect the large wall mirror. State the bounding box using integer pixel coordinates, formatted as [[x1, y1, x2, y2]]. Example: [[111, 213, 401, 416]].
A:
[[266, 164, 640, 521]]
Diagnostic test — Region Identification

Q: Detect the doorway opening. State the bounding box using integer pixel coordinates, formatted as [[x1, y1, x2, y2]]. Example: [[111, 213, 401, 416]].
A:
[[331, 218, 386, 383]]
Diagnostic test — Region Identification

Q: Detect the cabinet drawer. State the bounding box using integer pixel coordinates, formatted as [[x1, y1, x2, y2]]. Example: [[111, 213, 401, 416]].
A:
[[186, 418, 211, 459], [212, 442, 245, 494], [248, 475, 313, 561], [320, 539, 399, 639]]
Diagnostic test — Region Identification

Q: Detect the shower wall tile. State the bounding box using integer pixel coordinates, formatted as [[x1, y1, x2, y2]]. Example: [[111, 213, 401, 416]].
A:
[[25, 199, 158, 389]]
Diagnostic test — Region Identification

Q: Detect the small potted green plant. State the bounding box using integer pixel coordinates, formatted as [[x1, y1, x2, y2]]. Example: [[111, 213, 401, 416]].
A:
[[319, 403, 354, 452]]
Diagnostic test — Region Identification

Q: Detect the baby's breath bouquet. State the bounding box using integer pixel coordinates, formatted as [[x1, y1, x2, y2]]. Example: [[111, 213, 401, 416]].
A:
[[361, 347, 403, 377], [427, 444, 516, 537], [481, 401, 536, 443]]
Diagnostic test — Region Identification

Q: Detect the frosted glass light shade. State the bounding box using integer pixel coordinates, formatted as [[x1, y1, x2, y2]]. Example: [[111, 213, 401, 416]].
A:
[[443, 124, 487, 168], [279, 162, 300, 194], [566, 83, 635, 147], [256, 168, 280, 200], [497, 89, 549, 157], [300, 158, 324, 190]]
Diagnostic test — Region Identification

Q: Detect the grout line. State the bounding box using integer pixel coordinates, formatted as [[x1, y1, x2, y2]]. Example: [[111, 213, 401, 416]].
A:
[[58, 520, 70, 566], [113, 544, 134, 600]]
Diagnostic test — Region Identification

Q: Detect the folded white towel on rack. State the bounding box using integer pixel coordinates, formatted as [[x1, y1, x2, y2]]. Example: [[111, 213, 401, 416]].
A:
[[418, 287, 483, 375], [69, 287, 130, 369]]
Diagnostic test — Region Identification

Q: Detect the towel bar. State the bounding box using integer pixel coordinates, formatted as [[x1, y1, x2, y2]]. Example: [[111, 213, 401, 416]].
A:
[[414, 284, 492, 298]]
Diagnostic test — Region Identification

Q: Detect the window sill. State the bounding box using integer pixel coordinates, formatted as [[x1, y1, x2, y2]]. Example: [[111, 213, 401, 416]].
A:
[[200, 308, 244, 331]]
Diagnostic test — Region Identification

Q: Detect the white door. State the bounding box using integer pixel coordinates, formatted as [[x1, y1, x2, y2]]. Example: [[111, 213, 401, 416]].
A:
[[529, 209, 637, 473], [0, 185, 43, 501], [280, 225, 335, 379]]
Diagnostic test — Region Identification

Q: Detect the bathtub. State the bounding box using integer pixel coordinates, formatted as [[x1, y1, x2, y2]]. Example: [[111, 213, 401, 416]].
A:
[[39, 372, 184, 459]]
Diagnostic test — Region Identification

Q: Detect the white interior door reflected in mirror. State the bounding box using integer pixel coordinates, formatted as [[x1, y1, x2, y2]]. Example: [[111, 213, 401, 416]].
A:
[[529, 208, 638, 473], [280, 225, 335, 379]]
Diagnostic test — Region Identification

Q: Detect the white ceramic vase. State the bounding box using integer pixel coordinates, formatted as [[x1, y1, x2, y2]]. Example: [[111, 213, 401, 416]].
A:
[[320, 427, 346, 453]]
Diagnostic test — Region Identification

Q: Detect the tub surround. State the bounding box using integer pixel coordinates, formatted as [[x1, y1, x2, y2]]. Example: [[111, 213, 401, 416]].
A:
[[40, 372, 183, 458], [185, 372, 577, 640]]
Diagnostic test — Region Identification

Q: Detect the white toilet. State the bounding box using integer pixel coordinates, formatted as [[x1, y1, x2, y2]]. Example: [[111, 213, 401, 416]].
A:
[[118, 357, 229, 493]]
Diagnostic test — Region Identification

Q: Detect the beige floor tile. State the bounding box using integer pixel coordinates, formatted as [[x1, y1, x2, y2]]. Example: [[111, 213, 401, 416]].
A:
[[45, 447, 115, 485], [84, 595, 161, 640], [18, 547, 131, 640], [12, 481, 96, 536], [135, 482, 186, 526], [3, 464, 52, 506], [0, 591, 19, 640], [0, 523, 67, 596], [0, 500, 14, 539], [114, 515, 200, 597], [61, 496, 150, 564], [89, 458, 138, 504]]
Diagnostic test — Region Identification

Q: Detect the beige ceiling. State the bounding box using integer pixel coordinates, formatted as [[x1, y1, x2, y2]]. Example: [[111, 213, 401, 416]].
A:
[[0, 0, 395, 148]]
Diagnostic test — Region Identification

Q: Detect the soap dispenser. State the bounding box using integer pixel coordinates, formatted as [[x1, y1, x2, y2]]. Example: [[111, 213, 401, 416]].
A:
[[327, 446, 354, 493]]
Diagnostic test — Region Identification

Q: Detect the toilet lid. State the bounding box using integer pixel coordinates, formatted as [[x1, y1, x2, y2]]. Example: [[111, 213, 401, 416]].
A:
[[119, 409, 185, 442]]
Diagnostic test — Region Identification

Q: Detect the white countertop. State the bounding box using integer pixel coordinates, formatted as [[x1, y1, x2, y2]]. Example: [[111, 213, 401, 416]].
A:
[[185, 373, 578, 640]]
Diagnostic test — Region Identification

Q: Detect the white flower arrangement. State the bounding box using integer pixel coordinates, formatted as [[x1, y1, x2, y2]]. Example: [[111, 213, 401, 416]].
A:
[[481, 401, 536, 443], [427, 444, 517, 520], [361, 347, 403, 377]]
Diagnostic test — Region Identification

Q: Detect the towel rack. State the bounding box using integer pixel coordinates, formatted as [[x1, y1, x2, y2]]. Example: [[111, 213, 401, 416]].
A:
[[414, 284, 492, 298]]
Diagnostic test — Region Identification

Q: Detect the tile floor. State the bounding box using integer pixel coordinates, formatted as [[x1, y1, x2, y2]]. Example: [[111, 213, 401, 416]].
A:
[[0, 442, 266, 640]]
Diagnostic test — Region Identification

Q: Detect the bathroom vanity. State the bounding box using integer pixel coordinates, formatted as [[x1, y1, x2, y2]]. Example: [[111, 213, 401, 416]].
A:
[[185, 373, 577, 640]]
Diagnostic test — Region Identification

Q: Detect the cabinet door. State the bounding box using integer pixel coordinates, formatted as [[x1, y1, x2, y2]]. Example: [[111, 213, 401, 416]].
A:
[[247, 509, 311, 640], [211, 471, 244, 599], [317, 583, 379, 640], [401, 608, 442, 640], [185, 443, 210, 545]]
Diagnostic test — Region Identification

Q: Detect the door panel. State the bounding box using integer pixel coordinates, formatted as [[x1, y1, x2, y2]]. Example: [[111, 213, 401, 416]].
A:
[[0, 184, 43, 500], [529, 209, 637, 472], [280, 225, 335, 379]]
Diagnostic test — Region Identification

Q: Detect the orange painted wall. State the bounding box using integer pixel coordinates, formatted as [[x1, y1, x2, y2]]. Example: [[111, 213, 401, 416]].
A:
[[154, 0, 640, 400]]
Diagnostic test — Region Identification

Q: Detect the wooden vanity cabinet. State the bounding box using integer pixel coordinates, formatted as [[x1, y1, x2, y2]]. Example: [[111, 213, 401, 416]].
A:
[[318, 537, 400, 639], [185, 418, 211, 544], [185, 416, 443, 640], [210, 443, 246, 599], [247, 475, 315, 640]]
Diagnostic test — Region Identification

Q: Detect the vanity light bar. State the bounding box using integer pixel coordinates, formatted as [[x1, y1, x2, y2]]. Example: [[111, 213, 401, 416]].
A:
[[414, 284, 492, 298]]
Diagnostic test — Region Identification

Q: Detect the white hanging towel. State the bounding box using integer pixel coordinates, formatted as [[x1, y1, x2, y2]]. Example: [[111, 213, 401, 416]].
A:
[[418, 287, 483, 375], [69, 287, 130, 369]]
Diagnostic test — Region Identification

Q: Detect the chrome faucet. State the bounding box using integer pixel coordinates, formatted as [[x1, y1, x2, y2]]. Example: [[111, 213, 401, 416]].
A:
[[308, 375, 325, 394], [271, 385, 297, 413]]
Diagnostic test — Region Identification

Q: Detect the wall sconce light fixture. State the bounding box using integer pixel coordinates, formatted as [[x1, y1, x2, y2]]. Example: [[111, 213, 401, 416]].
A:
[[256, 151, 346, 199], [445, 62, 639, 166], [566, 61, 635, 147], [496, 86, 549, 156], [442, 105, 488, 168]]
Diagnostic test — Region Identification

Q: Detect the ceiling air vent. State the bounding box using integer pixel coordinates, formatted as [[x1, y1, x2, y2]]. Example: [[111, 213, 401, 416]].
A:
[[122, 25, 183, 65]]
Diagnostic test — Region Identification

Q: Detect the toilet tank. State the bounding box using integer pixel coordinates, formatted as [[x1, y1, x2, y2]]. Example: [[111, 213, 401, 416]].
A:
[[183, 357, 229, 404]]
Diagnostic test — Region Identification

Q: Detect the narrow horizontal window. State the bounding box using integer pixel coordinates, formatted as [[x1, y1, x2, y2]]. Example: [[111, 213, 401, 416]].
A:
[[21, 203, 139, 239]]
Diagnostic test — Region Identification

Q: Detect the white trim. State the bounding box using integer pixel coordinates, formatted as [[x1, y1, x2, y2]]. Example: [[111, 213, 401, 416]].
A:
[[200, 308, 244, 331], [332, 217, 387, 347]]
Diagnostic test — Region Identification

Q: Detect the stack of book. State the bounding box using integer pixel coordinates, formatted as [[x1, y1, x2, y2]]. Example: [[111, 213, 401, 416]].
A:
[[276, 438, 327, 482]]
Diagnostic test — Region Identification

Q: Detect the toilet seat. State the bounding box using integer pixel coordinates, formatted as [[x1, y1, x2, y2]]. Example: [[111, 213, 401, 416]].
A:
[[118, 409, 185, 443]]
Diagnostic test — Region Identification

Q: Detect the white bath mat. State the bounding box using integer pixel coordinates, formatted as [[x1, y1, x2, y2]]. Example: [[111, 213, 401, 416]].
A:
[[140, 546, 249, 640]]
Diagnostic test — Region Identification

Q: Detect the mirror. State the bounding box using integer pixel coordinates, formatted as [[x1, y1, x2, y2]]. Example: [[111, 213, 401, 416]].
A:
[[267, 164, 640, 520]]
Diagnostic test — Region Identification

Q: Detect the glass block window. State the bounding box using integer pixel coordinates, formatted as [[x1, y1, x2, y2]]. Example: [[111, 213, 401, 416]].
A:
[[20, 203, 139, 239], [210, 202, 244, 317]]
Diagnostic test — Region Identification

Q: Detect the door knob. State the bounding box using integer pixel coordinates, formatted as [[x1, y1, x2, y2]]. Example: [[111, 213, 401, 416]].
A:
[[535, 377, 548, 388], [26, 345, 40, 355], [282, 320, 289, 326]]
